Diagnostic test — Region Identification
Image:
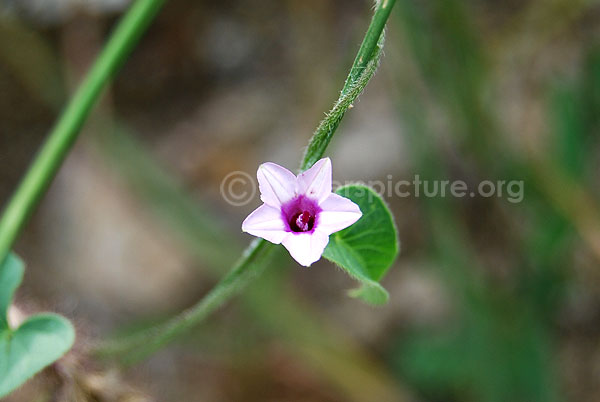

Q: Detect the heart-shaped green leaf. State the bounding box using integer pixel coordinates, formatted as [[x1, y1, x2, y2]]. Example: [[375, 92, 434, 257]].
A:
[[0, 253, 75, 398], [323, 185, 399, 304]]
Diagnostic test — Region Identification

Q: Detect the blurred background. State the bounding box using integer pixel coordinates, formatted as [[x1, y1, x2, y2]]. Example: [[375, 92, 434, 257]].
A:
[[1, 0, 599, 401]]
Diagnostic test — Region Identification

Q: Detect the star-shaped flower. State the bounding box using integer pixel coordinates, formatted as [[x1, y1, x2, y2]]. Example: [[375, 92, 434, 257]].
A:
[[242, 158, 362, 266]]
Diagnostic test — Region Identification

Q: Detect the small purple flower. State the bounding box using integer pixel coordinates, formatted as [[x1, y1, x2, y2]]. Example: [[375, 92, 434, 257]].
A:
[[242, 158, 362, 266]]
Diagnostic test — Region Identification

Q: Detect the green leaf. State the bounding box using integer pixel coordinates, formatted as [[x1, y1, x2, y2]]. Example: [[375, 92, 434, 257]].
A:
[[0, 253, 75, 398], [0, 254, 23, 331], [323, 185, 399, 304]]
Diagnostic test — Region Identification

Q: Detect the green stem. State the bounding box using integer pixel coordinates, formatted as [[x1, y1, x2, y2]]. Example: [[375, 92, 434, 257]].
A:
[[342, 0, 397, 95], [96, 0, 396, 360], [97, 239, 276, 363], [0, 0, 166, 264], [300, 0, 395, 171]]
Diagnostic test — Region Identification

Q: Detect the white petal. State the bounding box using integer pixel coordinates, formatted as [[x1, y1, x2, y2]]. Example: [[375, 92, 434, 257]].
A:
[[296, 158, 332, 203], [257, 162, 297, 207], [317, 193, 362, 235], [282, 231, 330, 267], [242, 204, 288, 244]]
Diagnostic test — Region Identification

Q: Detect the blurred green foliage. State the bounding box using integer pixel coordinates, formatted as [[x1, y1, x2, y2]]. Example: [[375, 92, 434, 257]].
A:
[[388, 0, 600, 401]]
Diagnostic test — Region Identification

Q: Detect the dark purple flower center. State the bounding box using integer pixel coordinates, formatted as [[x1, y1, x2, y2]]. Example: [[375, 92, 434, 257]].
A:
[[281, 195, 321, 234], [290, 211, 315, 232]]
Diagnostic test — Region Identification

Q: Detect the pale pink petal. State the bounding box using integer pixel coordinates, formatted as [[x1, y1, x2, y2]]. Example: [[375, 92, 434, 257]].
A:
[[296, 158, 332, 203], [257, 162, 297, 207], [317, 193, 362, 235], [282, 231, 330, 267], [242, 204, 288, 244]]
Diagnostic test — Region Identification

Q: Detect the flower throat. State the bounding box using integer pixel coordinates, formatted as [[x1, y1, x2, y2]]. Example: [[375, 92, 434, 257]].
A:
[[290, 211, 315, 232]]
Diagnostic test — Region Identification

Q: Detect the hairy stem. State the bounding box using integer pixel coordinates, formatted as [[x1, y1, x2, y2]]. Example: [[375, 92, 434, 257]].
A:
[[342, 0, 396, 94], [301, 0, 395, 171], [0, 0, 166, 264], [95, 0, 396, 361], [301, 32, 385, 171], [97, 239, 275, 363]]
